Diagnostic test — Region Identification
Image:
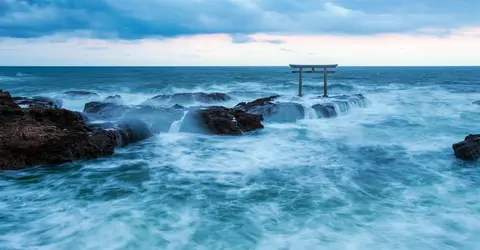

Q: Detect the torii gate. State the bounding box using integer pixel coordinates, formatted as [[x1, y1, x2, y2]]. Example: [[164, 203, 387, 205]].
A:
[[290, 64, 338, 97]]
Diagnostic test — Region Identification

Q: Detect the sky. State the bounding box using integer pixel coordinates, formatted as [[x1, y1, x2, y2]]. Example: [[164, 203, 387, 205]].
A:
[[1, 0, 480, 66]]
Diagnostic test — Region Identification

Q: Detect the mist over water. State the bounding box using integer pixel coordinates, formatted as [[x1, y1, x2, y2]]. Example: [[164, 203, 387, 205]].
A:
[[1, 66, 480, 249]]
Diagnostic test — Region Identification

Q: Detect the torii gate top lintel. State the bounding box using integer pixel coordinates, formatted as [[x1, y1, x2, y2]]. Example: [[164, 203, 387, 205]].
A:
[[289, 64, 338, 97]]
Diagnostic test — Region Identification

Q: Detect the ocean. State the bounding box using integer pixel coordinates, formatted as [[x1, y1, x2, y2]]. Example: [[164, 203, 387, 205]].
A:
[[1, 66, 480, 249]]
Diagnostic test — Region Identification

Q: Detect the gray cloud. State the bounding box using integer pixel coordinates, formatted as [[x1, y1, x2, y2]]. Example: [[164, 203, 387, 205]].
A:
[[0, 0, 479, 40]]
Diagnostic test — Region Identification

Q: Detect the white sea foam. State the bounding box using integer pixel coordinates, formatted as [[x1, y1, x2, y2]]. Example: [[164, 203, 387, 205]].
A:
[[2, 67, 480, 249]]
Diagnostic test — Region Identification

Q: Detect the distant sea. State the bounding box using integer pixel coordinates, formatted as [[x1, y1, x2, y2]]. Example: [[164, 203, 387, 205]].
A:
[[1, 66, 480, 249]]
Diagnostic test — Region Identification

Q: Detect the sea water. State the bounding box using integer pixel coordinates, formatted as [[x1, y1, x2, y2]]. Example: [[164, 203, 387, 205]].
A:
[[1, 66, 480, 249]]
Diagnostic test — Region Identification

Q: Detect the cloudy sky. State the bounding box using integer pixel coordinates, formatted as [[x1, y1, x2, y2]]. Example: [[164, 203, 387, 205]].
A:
[[1, 0, 480, 66]]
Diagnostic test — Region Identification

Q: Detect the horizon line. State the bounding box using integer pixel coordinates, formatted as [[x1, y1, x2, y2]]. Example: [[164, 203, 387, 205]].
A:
[[1, 65, 480, 67]]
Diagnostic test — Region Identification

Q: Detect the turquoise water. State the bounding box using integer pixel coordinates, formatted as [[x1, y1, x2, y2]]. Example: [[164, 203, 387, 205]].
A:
[[1, 67, 480, 249]]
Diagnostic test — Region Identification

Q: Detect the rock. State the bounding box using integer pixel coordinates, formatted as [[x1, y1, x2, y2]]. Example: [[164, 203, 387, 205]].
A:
[[0, 90, 151, 170], [473, 101, 480, 105], [0, 106, 115, 170], [199, 106, 263, 135], [116, 119, 153, 146], [86, 120, 152, 147], [13, 96, 63, 109], [84, 102, 130, 119], [312, 103, 337, 118], [87, 122, 117, 132], [63, 91, 100, 98], [235, 96, 304, 123], [142, 92, 231, 105], [172, 104, 185, 109], [104, 95, 124, 105], [234, 95, 280, 111], [0, 90, 20, 108], [453, 134, 480, 160]]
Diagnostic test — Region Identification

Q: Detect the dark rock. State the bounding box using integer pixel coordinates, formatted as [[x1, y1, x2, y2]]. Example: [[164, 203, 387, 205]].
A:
[[312, 103, 337, 118], [116, 119, 153, 146], [0, 106, 115, 170], [0, 90, 20, 109], [84, 102, 130, 119], [172, 104, 185, 109], [199, 106, 263, 135], [234, 95, 281, 111], [104, 95, 124, 105], [473, 101, 480, 105], [142, 92, 231, 105], [63, 91, 100, 98], [87, 122, 117, 132], [0, 90, 152, 170], [453, 134, 480, 160], [13, 96, 63, 109], [235, 96, 304, 123]]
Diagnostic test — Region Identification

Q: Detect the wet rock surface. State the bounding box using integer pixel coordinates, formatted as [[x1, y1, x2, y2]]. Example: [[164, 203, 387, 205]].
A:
[[104, 95, 124, 105], [0, 106, 115, 170], [453, 134, 480, 161], [235, 96, 304, 123], [312, 103, 337, 118], [13, 96, 63, 109], [0, 90, 20, 108], [84, 102, 129, 119], [63, 91, 100, 98], [142, 92, 231, 105], [0, 90, 152, 170], [199, 106, 264, 135]]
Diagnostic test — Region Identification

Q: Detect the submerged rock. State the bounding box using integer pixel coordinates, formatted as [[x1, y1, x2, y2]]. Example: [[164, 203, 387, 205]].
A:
[[86, 119, 153, 147], [84, 102, 129, 119], [235, 96, 304, 123], [63, 91, 100, 98], [199, 106, 263, 135], [453, 134, 480, 161], [234, 95, 281, 111], [116, 119, 153, 146], [142, 92, 231, 105], [104, 95, 124, 105], [312, 103, 337, 118], [13, 96, 63, 109]]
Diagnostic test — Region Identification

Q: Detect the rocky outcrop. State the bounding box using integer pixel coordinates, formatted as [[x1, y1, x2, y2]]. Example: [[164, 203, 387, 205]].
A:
[[453, 134, 480, 161], [142, 92, 231, 105], [104, 95, 124, 105], [0, 90, 20, 108], [312, 103, 337, 118], [234, 96, 304, 123], [84, 102, 128, 119], [13, 96, 63, 109], [0, 106, 115, 170], [63, 91, 100, 98], [234, 95, 280, 111], [116, 119, 153, 146], [199, 106, 263, 135], [0, 90, 152, 170]]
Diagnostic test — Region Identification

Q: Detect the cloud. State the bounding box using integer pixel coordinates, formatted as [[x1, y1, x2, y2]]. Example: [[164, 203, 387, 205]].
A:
[[264, 39, 285, 44], [1, 0, 479, 40], [231, 34, 285, 44], [280, 48, 295, 52]]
